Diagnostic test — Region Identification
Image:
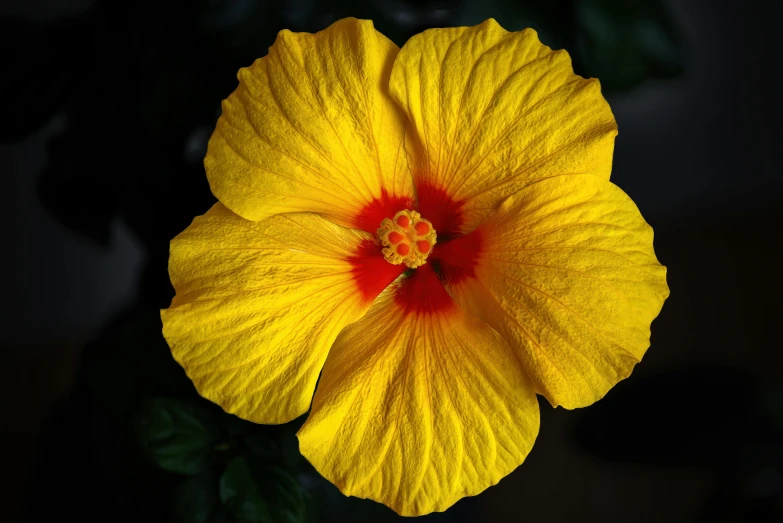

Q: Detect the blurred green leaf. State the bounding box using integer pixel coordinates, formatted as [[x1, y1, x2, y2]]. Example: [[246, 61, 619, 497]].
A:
[[175, 472, 219, 523], [219, 456, 307, 523], [260, 466, 306, 523], [220, 457, 273, 523], [459, 0, 683, 91], [137, 398, 220, 475], [575, 0, 683, 90]]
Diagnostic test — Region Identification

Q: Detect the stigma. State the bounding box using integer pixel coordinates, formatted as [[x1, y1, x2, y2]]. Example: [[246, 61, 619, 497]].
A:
[[377, 210, 437, 268]]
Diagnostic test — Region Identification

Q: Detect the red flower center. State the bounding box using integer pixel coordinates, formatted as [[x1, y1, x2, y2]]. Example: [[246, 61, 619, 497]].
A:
[[350, 181, 483, 312]]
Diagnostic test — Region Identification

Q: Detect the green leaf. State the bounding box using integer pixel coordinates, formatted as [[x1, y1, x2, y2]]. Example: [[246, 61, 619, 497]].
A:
[[220, 457, 273, 523], [137, 398, 220, 475], [175, 472, 219, 523], [219, 457, 307, 523], [575, 0, 683, 90], [259, 467, 306, 523]]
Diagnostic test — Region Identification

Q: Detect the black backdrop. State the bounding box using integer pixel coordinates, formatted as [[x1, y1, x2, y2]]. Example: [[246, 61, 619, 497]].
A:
[[2, 1, 781, 522]]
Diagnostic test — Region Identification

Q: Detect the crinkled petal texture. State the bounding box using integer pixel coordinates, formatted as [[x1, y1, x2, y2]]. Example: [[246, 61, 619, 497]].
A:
[[161, 203, 397, 424], [389, 19, 617, 234], [444, 175, 669, 409], [206, 18, 414, 232], [298, 267, 540, 516]]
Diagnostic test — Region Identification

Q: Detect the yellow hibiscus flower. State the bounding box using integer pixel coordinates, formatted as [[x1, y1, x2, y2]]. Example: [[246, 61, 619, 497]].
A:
[[161, 17, 669, 516]]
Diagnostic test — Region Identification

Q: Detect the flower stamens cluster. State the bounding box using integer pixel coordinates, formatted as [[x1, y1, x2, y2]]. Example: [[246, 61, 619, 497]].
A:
[[377, 210, 437, 268]]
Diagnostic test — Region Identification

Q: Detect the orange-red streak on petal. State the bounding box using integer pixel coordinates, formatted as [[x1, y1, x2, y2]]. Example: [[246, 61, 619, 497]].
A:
[[354, 190, 414, 233], [394, 264, 456, 316], [415, 181, 465, 239], [349, 239, 407, 304]]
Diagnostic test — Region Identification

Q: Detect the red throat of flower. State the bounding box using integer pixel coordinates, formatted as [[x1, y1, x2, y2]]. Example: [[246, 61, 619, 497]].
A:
[[349, 183, 478, 307]]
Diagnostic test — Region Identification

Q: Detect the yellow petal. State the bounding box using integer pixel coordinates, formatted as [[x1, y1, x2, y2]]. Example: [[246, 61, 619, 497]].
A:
[[161, 203, 405, 424], [441, 175, 669, 409], [206, 18, 414, 232], [389, 19, 617, 234], [297, 266, 539, 516]]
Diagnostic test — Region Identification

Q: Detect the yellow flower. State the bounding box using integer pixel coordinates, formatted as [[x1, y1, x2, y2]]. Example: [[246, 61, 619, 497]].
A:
[[161, 18, 669, 516]]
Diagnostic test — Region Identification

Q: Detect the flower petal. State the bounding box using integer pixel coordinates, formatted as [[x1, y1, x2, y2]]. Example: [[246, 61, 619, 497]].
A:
[[389, 19, 617, 233], [206, 18, 414, 232], [161, 203, 403, 424], [297, 266, 539, 516], [442, 175, 669, 409]]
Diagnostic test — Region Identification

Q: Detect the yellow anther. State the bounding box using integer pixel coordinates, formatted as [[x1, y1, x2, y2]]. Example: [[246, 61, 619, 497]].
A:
[[377, 210, 437, 268]]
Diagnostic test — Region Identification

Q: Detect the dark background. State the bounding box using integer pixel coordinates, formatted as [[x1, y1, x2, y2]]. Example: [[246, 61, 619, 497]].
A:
[[1, 0, 781, 522]]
